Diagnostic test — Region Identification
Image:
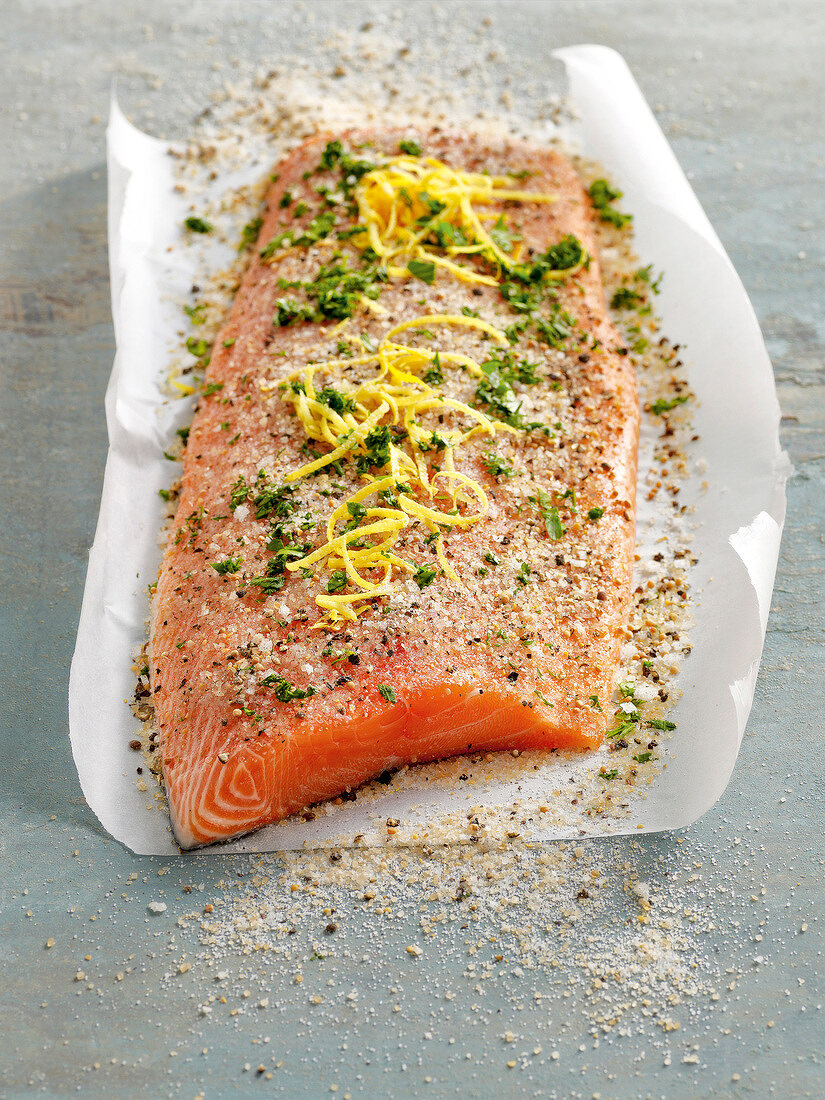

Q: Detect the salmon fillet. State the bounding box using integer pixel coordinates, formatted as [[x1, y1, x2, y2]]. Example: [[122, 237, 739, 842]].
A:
[[151, 129, 639, 848]]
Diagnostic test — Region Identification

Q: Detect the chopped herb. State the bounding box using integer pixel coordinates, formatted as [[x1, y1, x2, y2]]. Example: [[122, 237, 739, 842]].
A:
[[588, 506, 605, 521], [504, 318, 530, 345], [158, 488, 172, 502], [251, 476, 296, 522], [534, 306, 576, 348], [184, 215, 212, 233], [533, 688, 554, 707], [274, 298, 313, 327], [530, 490, 564, 540], [327, 570, 348, 593], [201, 381, 224, 397], [417, 431, 447, 453], [211, 558, 241, 575], [317, 386, 356, 414], [293, 201, 309, 218], [600, 768, 619, 781], [647, 718, 677, 731], [408, 258, 436, 285], [398, 139, 421, 156], [633, 751, 653, 764], [589, 694, 603, 712], [650, 394, 690, 416], [335, 339, 353, 357], [378, 684, 397, 704], [483, 551, 500, 567], [355, 425, 391, 474], [260, 674, 316, 703], [635, 263, 663, 293], [176, 427, 190, 444], [490, 214, 518, 254], [610, 287, 644, 310], [240, 216, 263, 249], [425, 220, 471, 249], [222, 338, 236, 348], [423, 351, 443, 385], [588, 178, 632, 228], [516, 562, 531, 585], [183, 302, 207, 325], [481, 451, 515, 480], [279, 191, 294, 208], [413, 564, 438, 589], [336, 224, 368, 240], [186, 337, 210, 358]]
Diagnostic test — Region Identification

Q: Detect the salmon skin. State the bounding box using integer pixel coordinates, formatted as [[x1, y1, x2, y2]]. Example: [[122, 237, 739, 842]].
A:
[[151, 129, 639, 848]]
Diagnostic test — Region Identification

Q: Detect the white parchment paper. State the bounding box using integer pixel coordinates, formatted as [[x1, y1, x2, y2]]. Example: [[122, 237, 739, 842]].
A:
[[69, 46, 789, 854]]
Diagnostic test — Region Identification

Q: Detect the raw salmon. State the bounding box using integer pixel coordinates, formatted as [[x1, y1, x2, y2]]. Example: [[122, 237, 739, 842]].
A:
[[151, 129, 639, 848]]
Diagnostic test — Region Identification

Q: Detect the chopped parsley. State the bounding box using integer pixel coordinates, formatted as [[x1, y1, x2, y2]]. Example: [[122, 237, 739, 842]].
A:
[[610, 287, 644, 310], [408, 258, 436, 285], [240, 216, 263, 249], [274, 298, 313, 327], [186, 336, 210, 358], [201, 381, 224, 397], [647, 718, 677, 731], [260, 674, 316, 703], [399, 139, 422, 156], [413, 564, 438, 589], [530, 490, 564, 540], [184, 215, 212, 234], [355, 425, 391, 474], [317, 386, 356, 414], [588, 506, 605, 521], [650, 394, 690, 416], [378, 684, 397, 704], [588, 178, 632, 228], [211, 558, 241, 575], [481, 451, 515, 480], [423, 351, 443, 385], [327, 570, 348, 593]]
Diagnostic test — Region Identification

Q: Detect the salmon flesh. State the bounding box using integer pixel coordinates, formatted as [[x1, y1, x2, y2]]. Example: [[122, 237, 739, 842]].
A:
[[151, 130, 639, 848]]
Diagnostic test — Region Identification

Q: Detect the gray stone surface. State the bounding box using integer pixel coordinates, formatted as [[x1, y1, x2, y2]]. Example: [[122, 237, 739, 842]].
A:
[[1, 2, 823, 1096]]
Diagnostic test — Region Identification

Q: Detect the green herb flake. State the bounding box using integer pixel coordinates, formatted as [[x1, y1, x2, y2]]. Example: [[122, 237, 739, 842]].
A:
[[184, 215, 213, 234], [647, 718, 677, 731], [588, 178, 633, 228], [378, 684, 397, 704], [399, 139, 422, 156], [413, 564, 438, 589], [650, 394, 690, 416], [211, 558, 242, 575], [327, 570, 348, 593], [610, 287, 644, 310], [260, 674, 316, 703], [186, 337, 210, 358], [633, 751, 653, 764], [201, 381, 224, 397], [408, 258, 436, 285], [482, 452, 515, 480], [530, 489, 564, 540], [588, 506, 605, 521]]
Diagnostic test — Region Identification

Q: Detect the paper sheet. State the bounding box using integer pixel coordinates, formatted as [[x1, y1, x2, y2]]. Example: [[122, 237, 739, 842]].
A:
[[69, 46, 789, 854]]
